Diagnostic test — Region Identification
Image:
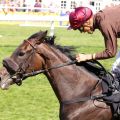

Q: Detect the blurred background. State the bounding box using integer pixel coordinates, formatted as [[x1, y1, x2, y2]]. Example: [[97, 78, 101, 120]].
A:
[[0, 0, 119, 27]]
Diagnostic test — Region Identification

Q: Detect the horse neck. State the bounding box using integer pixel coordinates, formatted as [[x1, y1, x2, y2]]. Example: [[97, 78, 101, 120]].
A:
[[40, 44, 100, 102]]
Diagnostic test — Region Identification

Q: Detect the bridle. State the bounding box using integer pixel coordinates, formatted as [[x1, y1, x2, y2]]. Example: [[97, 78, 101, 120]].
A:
[[10, 40, 77, 86]]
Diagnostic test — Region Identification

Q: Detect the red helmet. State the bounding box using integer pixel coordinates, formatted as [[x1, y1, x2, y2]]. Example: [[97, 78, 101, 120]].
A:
[[69, 7, 93, 30]]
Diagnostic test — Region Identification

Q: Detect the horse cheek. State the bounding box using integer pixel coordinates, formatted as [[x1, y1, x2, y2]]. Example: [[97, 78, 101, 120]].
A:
[[33, 56, 44, 70]]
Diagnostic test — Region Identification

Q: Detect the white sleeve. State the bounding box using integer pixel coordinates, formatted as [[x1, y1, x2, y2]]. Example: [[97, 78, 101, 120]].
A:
[[112, 50, 120, 74]]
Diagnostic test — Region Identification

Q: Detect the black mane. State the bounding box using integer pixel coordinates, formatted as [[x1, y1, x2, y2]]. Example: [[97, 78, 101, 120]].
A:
[[44, 36, 76, 60]]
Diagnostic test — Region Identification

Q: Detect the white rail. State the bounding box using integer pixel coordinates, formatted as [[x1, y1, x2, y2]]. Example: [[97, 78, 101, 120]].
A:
[[0, 6, 69, 27]]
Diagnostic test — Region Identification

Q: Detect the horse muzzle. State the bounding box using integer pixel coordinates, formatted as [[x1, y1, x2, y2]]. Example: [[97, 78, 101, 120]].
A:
[[0, 67, 13, 90], [0, 58, 23, 89]]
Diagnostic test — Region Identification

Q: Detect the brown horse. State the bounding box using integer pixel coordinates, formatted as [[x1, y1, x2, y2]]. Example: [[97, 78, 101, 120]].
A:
[[0, 30, 113, 120]]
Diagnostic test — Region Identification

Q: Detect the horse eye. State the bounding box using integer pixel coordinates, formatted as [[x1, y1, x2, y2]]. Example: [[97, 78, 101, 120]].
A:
[[18, 51, 25, 56]]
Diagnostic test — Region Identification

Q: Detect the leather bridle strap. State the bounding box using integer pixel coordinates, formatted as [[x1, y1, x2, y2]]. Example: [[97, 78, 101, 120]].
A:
[[24, 40, 36, 49], [22, 60, 77, 79]]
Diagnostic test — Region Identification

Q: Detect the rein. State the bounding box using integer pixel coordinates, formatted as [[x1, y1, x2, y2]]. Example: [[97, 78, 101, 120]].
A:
[[20, 39, 108, 79], [22, 60, 77, 78]]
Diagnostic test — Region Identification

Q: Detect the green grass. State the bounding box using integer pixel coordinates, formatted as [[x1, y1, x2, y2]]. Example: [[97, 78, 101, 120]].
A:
[[0, 24, 119, 120]]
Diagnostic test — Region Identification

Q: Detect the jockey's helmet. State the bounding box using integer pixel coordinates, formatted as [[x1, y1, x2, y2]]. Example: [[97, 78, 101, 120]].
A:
[[69, 7, 93, 30]]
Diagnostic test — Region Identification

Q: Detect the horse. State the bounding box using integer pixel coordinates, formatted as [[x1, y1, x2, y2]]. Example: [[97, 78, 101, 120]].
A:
[[0, 30, 113, 120]]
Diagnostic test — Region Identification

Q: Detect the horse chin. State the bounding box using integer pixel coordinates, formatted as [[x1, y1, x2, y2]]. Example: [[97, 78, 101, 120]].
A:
[[0, 67, 13, 90]]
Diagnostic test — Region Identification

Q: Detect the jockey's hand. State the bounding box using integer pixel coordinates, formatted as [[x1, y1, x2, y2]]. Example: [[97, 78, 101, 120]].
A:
[[76, 54, 93, 62]]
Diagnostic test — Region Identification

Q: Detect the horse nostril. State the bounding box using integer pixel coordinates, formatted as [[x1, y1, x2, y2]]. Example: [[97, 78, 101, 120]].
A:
[[0, 77, 1, 82]]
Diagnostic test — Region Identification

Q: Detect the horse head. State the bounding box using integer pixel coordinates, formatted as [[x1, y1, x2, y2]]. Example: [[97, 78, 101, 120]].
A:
[[0, 30, 50, 89]]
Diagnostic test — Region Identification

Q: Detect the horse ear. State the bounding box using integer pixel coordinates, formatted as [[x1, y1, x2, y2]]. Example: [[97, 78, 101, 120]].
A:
[[35, 30, 48, 44]]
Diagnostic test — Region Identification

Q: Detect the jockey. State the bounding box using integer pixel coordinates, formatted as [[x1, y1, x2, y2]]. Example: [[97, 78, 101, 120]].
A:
[[68, 6, 120, 79]]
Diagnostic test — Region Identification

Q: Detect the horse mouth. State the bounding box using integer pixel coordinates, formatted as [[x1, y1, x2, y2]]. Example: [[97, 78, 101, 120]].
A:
[[0, 67, 14, 90]]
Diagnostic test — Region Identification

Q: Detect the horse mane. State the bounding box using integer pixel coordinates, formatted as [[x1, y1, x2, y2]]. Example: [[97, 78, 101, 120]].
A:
[[44, 36, 76, 60], [44, 36, 107, 80]]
